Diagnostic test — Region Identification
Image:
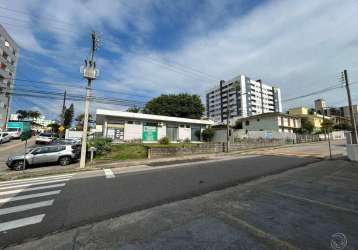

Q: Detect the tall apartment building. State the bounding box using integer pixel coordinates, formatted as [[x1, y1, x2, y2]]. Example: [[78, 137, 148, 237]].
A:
[[0, 24, 19, 129], [206, 75, 282, 123]]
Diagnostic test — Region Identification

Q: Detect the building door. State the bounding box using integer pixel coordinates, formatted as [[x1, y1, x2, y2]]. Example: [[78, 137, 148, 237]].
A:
[[166, 125, 178, 142], [143, 123, 158, 142], [191, 126, 201, 141]]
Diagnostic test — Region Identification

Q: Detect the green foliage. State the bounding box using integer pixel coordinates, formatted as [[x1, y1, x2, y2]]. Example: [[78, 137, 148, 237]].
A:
[[16, 110, 41, 120], [321, 119, 334, 132], [126, 106, 141, 113], [297, 117, 314, 134], [333, 123, 352, 131], [201, 127, 215, 142], [47, 123, 60, 133], [88, 138, 113, 156], [63, 104, 74, 128], [159, 136, 170, 145], [143, 93, 205, 119]]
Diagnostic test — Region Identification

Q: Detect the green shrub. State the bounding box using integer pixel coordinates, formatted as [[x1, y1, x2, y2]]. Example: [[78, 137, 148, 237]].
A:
[[202, 127, 215, 142], [88, 137, 112, 156], [159, 137, 170, 145], [183, 138, 191, 143]]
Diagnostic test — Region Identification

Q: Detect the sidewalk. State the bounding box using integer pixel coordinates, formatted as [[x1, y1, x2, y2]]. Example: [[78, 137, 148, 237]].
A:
[[6, 159, 358, 250]]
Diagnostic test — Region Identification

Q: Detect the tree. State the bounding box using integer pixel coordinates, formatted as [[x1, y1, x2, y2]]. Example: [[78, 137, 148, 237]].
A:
[[75, 113, 93, 131], [127, 106, 141, 113], [28, 111, 41, 120], [63, 104, 74, 128], [16, 110, 28, 120], [201, 127, 215, 142], [47, 123, 60, 134], [143, 93, 205, 119], [297, 117, 314, 134], [321, 119, 334, 133]]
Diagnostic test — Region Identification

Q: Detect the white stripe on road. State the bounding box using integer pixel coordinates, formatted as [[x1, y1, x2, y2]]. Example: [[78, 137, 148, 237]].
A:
[[0, 190, 61, 204], [0, 183, 66, 196], [104, 169, 115, 178], [0, 175, 73, 188], [0, 200, 54, 216], [0, 178, 70, 191], [0, 214, 45, 232], [0, 174, 74, 186]]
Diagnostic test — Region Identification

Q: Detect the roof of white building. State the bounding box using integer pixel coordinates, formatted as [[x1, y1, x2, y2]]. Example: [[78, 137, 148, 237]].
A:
[[96, 109, 214, 125]]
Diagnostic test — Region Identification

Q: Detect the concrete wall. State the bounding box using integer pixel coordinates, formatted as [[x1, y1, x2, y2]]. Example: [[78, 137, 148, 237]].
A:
[[124, 123, 142, 141], [157, 125, 166, 140], [178, 126, 191, 141], [242, 116, 279, 131], [347, 144, 358, 162], [212, 129, 296, 143]]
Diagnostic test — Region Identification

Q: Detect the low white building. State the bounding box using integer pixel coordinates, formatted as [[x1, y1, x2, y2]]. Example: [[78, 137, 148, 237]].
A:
[[96, 109, 214, 143], [235, 112, 301, 133]]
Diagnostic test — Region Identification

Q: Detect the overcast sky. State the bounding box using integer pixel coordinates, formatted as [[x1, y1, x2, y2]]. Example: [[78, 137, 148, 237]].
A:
[[2, 0, 358, 119]]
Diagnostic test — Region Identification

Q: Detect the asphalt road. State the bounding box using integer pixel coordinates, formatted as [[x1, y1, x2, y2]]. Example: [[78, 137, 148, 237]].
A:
[[0, 155, 318, 248]]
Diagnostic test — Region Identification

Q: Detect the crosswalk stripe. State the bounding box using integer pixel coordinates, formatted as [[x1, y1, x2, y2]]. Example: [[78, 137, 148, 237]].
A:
[[0, 214, 45, 232], [0, 190, 61, 204], [0, 178, 70, 191], [0, 183, 66, 196], [104, 169, 115, 178], [0, 200, 54, 216], [0, 175, 73, 188], [0, 174, 74, 186]]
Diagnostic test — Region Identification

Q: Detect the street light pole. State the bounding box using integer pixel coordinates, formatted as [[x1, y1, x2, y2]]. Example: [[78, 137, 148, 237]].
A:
[[79, 32, 99, 169], [343, 70, 358, 144]]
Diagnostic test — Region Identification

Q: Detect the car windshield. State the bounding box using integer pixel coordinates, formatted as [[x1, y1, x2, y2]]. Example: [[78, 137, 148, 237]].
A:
[[39, 133, 52, 137]]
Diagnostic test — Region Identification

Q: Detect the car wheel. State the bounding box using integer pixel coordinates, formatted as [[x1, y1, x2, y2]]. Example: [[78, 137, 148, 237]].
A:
[[13, 161, 25, 171], [59, 156, 71, 166]]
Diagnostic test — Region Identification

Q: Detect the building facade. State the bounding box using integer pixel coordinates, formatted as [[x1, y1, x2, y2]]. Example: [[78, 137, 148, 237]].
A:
[[206, 75, 282, 123], [288, 107, 329, 131], [96, 109, 214, 143], [0, 25, 19, 129], [235, 112, 301, 133]]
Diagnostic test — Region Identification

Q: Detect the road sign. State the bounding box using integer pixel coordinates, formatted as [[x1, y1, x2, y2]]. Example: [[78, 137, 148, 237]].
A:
[[59, 126, 65, 132], [20, 130, 32, 141], [143, 126, 157, 141]]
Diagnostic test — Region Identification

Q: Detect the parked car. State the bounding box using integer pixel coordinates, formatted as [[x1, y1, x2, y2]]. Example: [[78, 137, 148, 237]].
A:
[[0, 132, 11, 144], [5, 128, 22, 139], [7, 145, 80, 170], [36, 133, 55, 144]]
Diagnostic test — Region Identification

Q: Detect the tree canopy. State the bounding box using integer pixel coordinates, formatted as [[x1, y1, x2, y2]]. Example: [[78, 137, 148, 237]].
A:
[[63, 104, 74, 128], [295, 117, 315, 134], [143, 94, 205, 119], [127, 106, 141, 113], [16, 110, 41, 120]]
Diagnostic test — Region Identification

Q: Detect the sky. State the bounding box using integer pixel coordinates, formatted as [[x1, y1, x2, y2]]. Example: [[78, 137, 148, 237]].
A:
[[1, 0, 358, 121]]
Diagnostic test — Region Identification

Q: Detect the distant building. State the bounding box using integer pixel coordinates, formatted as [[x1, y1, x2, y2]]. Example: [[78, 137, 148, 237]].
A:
[[33, 115, 56, 127], [314, 99, 326, 115], [206, 75, 282, 123], [0, 25, 19, 129], [96, 109, 214, 143], [288, 107, 330, 131], [235, 112, 301, 133]]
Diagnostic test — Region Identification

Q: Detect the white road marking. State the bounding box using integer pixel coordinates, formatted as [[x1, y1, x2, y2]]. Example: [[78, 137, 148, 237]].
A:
[[0, 200, 54, 216], [0, 178, 70, 190], [0, 190, 61, 204], [0, 214, 45, 232], [0, 174, 74, 186], [0, 183, 66, 196], [104, 169, 115, 178]]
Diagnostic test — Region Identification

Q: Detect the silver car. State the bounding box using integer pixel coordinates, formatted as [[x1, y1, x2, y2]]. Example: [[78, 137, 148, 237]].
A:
[[0, 132, 11, 144], [7, 145, 80, 170]]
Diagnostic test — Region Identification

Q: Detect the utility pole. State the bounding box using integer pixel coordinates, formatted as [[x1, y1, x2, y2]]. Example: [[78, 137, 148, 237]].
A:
[[61, 91, 67, 138], [226, 86, 230, 153], [343, 70, 358, 144], [80, 32, 99, 168]]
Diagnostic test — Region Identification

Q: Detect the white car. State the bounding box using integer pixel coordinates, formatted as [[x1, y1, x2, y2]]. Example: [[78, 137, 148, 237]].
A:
[[5, 128, 22, 139], [36, 133, 55, 144], [0, 132, 11, 144]]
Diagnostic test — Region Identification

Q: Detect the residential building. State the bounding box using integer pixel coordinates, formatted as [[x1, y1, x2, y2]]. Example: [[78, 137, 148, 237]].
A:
[[235, 112, 301, 133], [96, 109, 214, 143], [206, 75, 282, 123], [314, 99, 326, 115], [0, 25, 19, 129], [288, 107, 329, 131], [33, 115, 56, 127]]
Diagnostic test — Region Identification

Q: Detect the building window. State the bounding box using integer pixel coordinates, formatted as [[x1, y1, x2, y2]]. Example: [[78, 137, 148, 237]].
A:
[[127, 121, 134, 124], [4, 40, 10, 47], [245, 120, 250, 126], [180, 124, 185, 128], [257, 119, 260, 122], [186, 125, 190, 128]]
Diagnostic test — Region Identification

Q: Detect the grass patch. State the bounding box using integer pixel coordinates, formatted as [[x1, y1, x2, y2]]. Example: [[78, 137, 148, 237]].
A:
[[98, 144, 148, 161], [148, 143, 199, 148]]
